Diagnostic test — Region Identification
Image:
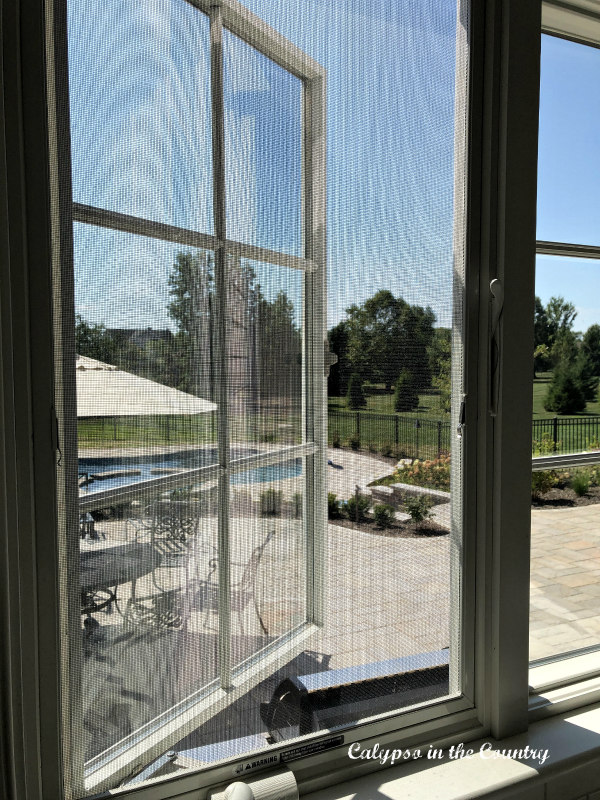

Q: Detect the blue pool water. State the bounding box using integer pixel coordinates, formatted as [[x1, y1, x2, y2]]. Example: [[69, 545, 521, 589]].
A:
[[79, 450, 301, 493]]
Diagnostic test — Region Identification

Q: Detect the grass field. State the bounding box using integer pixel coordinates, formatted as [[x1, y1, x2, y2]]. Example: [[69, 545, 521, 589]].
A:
[[532, 372, 600, 418], [77, 380, 600, 458], [77, 414, 217, 448], [328, 390, 448, 419]]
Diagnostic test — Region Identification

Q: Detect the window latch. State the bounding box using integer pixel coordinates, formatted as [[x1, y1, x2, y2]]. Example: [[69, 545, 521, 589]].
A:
[[209, 767, 298, 800], [457, 395, 466, 439], [489, 277, 504, 417]]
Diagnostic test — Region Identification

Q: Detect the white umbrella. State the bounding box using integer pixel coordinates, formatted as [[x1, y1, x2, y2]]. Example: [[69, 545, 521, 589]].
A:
[[76, 355, 217, 417]]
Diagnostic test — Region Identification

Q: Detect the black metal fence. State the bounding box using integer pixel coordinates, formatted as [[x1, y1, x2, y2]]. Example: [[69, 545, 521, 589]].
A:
[[329, 411, 600, 459], [531, 416, 600, 454], [328, 409, 451, 460]]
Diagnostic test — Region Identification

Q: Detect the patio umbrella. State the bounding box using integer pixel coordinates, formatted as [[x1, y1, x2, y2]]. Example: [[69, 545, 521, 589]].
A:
[[76, 355, 217, 417]]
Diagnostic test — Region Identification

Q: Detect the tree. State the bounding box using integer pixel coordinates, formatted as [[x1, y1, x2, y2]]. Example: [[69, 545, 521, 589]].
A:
[[575, 350, 598, 402], [544, 366, 586, 415], [168, 250, 215, 396], [582, 324, 600, 376], [75, 315, 117, 363], [256, 289, 301, 404], [344, 290, 435, 391], [394, 370, 419, 412], [328, 320, 350, 396], [428, 328, 451, 413], [546, 296, 577, 338], [534, 295, 578, 374], [533, 297, 551, 375], [346, 373, 366, 409]]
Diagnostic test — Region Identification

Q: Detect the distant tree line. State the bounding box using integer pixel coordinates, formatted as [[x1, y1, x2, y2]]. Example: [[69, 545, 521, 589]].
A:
[[76, 250, 301, 410]]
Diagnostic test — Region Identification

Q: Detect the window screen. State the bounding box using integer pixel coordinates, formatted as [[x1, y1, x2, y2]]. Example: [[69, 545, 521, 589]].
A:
[[57, 0, 469, 794]]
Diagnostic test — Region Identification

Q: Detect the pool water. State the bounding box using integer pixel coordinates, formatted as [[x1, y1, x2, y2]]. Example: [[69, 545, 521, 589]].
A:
[[78, 450, 302, 493]]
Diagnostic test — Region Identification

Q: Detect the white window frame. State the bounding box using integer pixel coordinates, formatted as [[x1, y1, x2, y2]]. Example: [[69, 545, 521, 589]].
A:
[[1, 0, 569, 799], [528, 0, 600, 714]]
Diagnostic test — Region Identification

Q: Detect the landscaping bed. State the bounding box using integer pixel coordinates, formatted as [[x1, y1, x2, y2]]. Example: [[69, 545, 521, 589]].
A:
[[532, 484, 600, 508], [329, 515, 448, 538]]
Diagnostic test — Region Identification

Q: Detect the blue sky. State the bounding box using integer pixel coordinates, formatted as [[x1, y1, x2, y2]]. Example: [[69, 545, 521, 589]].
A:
[[69, 0, 457, 332], [536, 34, 600, 332], [68, 2, 599, 335]]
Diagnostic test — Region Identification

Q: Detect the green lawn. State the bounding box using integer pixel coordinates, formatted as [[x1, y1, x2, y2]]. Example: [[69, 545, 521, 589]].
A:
[[532, 373, 600, 419], [77, 414, 217, 449], [328, 390, 449, 419]]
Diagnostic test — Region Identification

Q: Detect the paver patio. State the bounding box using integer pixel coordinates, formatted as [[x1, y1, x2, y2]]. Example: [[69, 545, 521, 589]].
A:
[[530, 504, 600, 661]]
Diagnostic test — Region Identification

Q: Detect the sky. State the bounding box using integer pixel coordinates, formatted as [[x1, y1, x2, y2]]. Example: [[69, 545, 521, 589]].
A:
[[536, 34, 600, 333], [68, 1, 599, 336]]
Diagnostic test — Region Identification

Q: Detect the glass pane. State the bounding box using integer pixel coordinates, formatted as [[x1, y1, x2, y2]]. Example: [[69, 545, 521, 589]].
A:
[[227, 259, 303, 450], [537, 35, 600, 246], [530, 255, 600, 661], [224, 30, 303, 256], [68, 0, 213, 233]]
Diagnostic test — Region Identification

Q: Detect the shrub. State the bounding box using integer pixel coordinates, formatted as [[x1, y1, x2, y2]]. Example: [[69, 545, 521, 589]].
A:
[[332, 431, 341, 448], [576, 352, 598, 401], [394, 370, 419, 412], [328, 492, 342, 519], [347, 373, 366, 409], [345, 492, 371, 522], [570, 470, 590, 497], [404, 495, 433, 524], [170, 486, 192, 501], [531, 470, 555, 500], [544, 367, 586, 415], [260, 488, 282, 516], [379, 442, 393, 457], [347, 432, 360, 451], [391, 454, 450, 491], [373, 503, 395, 528], [589, 465, 600, 487], [532, 432, 559, 456]]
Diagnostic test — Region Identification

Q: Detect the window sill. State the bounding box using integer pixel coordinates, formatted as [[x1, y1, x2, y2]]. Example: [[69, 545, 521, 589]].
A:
[[302, 703, 600, 800]]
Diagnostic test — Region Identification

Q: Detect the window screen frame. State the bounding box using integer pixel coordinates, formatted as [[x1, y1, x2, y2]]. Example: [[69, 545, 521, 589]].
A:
[[0, 0, 545, 799], [57, 0, 330, 792]]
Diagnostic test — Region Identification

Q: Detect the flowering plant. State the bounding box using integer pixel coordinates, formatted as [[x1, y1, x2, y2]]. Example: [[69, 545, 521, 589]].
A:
[[393, 454, 450, 491]]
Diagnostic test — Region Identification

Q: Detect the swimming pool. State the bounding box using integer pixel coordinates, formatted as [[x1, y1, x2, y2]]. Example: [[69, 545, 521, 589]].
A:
[[78, 449, 302, 493]]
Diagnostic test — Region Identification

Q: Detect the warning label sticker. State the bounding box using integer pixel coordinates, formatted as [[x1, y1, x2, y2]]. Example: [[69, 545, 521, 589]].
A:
[[281, 736, 345, 763]]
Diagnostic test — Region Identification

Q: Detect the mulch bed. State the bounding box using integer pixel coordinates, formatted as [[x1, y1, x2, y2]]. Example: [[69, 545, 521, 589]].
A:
[[532, 485, 600, 508], [329, 516, 448, 538]]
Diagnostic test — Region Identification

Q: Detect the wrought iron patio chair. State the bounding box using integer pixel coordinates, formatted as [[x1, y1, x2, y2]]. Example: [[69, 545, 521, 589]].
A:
[[193, 529, 275, 636]]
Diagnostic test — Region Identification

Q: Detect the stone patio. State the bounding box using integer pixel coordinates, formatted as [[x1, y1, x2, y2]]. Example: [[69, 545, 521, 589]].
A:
[[530, 503, 600, 662]]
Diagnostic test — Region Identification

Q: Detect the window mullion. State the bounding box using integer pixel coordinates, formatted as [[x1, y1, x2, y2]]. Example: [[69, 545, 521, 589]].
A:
[[302, 75, 326, 627], [209, 3, 232, 691]]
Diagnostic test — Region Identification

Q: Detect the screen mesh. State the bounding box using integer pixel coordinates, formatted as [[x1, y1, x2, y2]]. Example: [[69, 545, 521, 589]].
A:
[[57, 0, 468, 794]]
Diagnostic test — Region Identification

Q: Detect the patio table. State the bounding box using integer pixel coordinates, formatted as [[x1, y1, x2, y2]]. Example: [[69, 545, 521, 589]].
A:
[[80, 542, 161, 615]]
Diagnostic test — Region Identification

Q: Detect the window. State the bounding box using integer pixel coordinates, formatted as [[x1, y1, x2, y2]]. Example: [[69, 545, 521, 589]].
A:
[[529, 27, 600, 688], [0, 1, 554, 799]]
